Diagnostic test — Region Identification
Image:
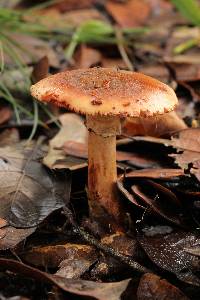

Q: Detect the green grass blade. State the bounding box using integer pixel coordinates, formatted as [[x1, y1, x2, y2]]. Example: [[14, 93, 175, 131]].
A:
[[171, 0, 200, 26]]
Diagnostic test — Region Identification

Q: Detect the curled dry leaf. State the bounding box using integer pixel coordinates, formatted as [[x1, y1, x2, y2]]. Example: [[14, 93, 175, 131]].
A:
[[0, 258, 131, 300], [106, 0, 150, 28], [31, 56, 49, 83], [138, 230, 200, 286], [122, 111, 187, 138], [169, 128, 200, 181], [23, 243, 97, 268], [63, 140, 162, 168], [75, 45, 102, 69], [118, 174, 184, 226], [43, 113, 88, 170], [131, 181, 183, 226], [137, 273, 189, 300], [125, 168, 184, 180], [0, 107, 12, 125], [0, 142, 71, 227]]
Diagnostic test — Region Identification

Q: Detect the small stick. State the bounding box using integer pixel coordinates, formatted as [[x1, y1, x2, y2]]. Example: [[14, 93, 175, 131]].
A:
[[63, 207, 150, 274]]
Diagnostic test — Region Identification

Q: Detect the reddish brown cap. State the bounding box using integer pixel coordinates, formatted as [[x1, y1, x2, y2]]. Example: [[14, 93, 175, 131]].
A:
[[30, 68, 178, 117]]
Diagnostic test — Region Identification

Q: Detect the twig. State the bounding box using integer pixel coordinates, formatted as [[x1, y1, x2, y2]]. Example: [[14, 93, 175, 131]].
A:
[[63, 207, 150, 274]]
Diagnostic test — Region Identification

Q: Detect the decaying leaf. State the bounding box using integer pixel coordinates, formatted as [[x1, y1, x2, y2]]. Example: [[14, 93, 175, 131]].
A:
[[56, 258, 94, 279], [0, 141, 71, 227], [0, 128, 20, 147], [75, 45, 102, 69], [43, 113, 88, 170], [0, 107, 12, 125], [106, 0, 150, 28], [0, 258, 131, 300], [23, 243, 97, 268], [125, 168, 184, 179], [5, 33, 59, 67], [122, 111, 187, 138], [118, 175, 184, 226], [137, 273, 189, 300], [138, 230, 200, 285], [31, 56, 49, 83], [0, 226, 35, 250]]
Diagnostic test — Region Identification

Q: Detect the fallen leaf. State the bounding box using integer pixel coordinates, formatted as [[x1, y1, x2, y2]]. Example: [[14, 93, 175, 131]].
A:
[[28, 8, 104, 30], [5, 33, 59, 67], [122, 111, 187, 138], [184, 246, 200, 257], [63, 140, 162, 168], [138, 64, 170, 83], [137, 273, 189, 300], [131, 181, 183, 226], [43, 113, 88, 170], [48, 0, 95, 12], [0, 226, 35, 250], [138, 230, 200, 285], [0, 141, 71, 227], [0, 128, 20, 147], [101, 57, 127, 69], [125, 168, 184, 179], [106, 0, 150, 28], [31, 56, 49, 83], [118, 175, 184, 226], [0, 258, 131, 300], [75, 45, 102, 69], [101, 232, 137, 257], [0, 215, 34, 251], [23, 243, 96, 268], [56, 258, 94, 279], [0, 107, 12, 125]]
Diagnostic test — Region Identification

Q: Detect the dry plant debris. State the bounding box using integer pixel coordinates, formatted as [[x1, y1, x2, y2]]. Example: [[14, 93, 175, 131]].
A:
[[1, 0, 200, 299]]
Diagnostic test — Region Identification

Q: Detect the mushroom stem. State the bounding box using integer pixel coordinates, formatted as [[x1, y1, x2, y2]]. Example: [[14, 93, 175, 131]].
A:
[[86, 115, 124, 231]]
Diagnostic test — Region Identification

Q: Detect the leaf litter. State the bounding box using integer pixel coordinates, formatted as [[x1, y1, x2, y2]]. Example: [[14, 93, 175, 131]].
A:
[[1, 0, 200, 299]]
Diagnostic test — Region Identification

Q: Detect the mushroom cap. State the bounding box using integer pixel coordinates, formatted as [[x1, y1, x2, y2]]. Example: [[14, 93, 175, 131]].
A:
[[30, 68, 178, 117]]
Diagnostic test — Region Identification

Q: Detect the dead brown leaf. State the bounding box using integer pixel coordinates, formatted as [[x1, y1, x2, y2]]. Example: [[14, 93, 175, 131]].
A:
[[0, 258, 131, 300], [137, 273, 189, 300], [75, 45, 102, 69], [4, 34, 59, 67], [138, 230, 200, 285], [0, 129, 20, 147], [48, 0, 95, 12], [101, 57, 127, 69], [63, 140, 162, 168], [125, 168, 184, 179], [101, 232, 137, 257], [169, 129, 200, 177], [0, 225, 35, 250], [106, 0, 150, 28], [56, 258, 94, 279], [122, 111, 187, 138], [0, 141, 70, 227], [28, 8, 104, 30], [31, 56, 49, 83], [0, 107, 12, 125], [23, 243, 96, 268], [43, 113, 87, 170]]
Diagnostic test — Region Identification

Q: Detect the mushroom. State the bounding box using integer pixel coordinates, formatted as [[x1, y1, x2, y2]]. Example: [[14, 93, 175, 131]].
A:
[[30, 68, 178, 231]]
